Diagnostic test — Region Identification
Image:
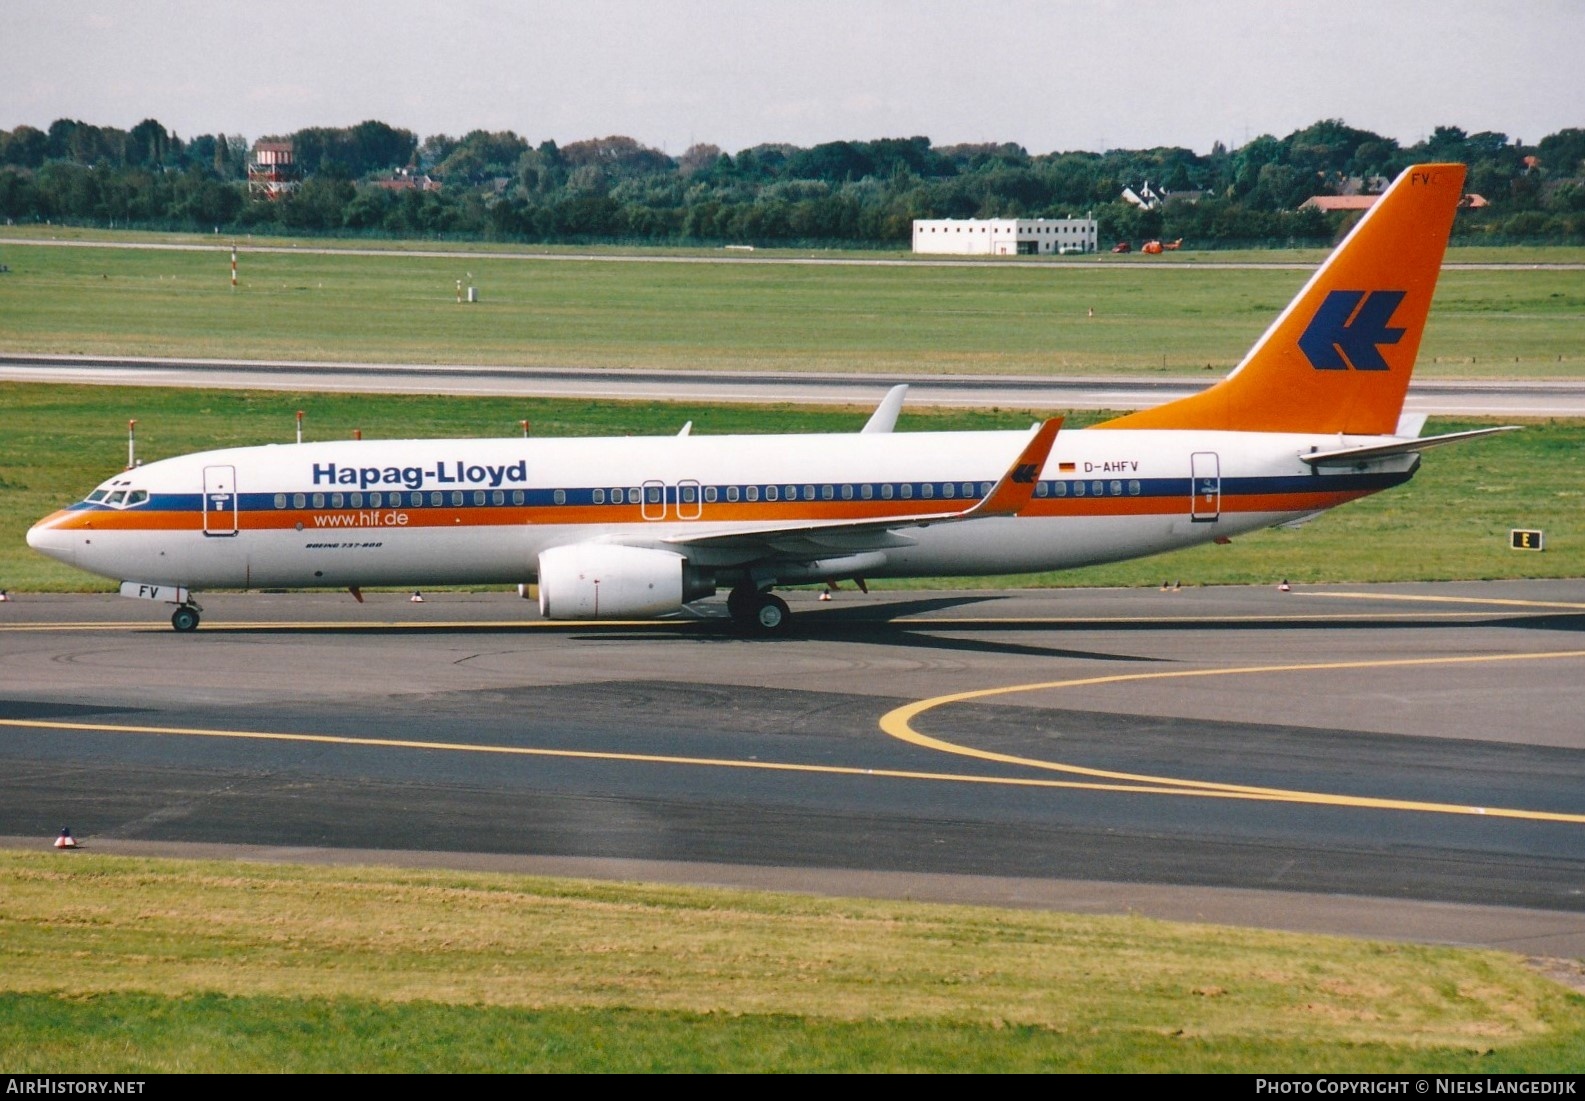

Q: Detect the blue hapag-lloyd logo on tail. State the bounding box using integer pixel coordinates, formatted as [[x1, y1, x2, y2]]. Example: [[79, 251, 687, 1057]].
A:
[[1298, 290, 1406, 371]]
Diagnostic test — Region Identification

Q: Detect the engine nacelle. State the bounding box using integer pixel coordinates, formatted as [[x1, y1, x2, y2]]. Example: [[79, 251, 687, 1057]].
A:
[[537, 544, 712, 620]]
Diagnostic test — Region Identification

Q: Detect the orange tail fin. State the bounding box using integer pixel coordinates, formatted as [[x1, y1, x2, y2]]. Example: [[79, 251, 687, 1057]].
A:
[[1094, 163, 1466, 435]]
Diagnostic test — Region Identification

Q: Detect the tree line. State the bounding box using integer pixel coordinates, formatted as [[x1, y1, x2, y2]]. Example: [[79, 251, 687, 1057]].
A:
[[2, 116, 1583, 247]]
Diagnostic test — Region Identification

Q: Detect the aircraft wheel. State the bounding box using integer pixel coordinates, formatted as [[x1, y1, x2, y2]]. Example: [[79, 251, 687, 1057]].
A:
[[751, 593, 791, 635], [726, 585, 758, 622], [170, 606, 200, 632]]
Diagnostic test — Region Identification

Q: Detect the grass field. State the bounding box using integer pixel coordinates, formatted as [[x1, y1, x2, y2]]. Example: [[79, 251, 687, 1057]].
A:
[[2, 851, 1582, 1073], [1, 235, 1581, 378]]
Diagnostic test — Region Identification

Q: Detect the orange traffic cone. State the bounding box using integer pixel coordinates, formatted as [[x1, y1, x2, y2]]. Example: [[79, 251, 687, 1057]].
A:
[[54, 827, 77, 849]]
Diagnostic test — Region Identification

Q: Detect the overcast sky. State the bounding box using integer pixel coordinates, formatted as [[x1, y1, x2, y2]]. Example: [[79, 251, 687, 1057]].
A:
[[5, 1, 1580, 156]]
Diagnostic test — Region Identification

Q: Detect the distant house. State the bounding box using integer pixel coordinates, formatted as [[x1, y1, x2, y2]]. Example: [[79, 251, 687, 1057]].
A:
[[1298, 195, 1379, 212], [1300, 191, 1488, 213], [1121, 182, 1164, 209], [1121, 182, 1212, 210], [1336, 175, 1389, 196], [371, 171, 442, 192]]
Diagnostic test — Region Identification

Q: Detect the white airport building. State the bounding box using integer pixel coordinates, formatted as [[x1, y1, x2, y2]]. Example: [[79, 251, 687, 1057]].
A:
[[911, 216, 1098, 256]]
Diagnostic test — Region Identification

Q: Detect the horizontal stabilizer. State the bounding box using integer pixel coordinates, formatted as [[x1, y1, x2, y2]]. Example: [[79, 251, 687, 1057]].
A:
[[1300, 425, 1519, 466]]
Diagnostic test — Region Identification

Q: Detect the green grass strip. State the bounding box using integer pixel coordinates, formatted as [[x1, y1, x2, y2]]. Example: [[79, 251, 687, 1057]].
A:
[[2, 852, 1582, 1072]]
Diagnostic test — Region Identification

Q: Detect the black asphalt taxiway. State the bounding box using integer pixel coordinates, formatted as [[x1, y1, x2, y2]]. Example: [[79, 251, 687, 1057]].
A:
[[3, 581, 1584, 962]]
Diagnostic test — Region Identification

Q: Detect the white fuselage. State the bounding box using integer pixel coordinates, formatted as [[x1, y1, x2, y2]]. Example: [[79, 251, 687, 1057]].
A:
[[28, 426, 1415, 595]]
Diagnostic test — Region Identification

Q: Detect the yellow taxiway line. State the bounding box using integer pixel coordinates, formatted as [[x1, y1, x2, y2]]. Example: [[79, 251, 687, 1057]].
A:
[[878, 650, 1585, 824]]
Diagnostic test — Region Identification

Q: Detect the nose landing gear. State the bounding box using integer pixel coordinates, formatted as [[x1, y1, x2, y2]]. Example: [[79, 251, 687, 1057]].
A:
[[170, 602, 202, 632]]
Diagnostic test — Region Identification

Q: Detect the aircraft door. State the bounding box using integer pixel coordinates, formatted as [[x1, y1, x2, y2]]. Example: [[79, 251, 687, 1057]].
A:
[[203, 464, 239, 536], [1190, 451, 1221, 522], [676, 480, 702, 520], [641, 479, 666, 521]]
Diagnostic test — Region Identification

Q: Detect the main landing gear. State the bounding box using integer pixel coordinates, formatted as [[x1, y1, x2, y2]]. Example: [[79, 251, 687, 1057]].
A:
[[726, 585, 792, 635], [170, 602, 202, 632]]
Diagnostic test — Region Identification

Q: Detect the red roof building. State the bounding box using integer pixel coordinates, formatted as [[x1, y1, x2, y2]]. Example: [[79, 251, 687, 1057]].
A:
[[1298, 195, 1379, 212]]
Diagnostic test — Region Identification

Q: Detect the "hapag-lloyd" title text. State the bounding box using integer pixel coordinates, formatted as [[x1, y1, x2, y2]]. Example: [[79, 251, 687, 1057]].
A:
[[311, 461, 528, 491]]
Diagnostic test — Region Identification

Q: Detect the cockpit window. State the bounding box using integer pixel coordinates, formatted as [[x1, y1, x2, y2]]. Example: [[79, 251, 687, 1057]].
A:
[[126, 490, 148, 506], [86, 490, 108, 503], [104, 490, 127, 505]]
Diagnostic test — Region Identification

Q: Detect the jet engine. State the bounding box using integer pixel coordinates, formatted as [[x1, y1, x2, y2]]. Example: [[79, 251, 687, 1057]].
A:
[[536, 544, 714, 620]]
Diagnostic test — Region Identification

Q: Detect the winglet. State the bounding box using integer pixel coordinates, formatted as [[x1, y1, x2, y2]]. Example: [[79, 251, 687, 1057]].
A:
[[1094, 163, 1466, 436], [861, 385, 909, 433], [966, 418, 1062, 517]]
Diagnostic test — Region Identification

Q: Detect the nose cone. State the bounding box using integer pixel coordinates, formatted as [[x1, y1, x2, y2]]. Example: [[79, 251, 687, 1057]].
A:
[[26, 510, 75, 564]]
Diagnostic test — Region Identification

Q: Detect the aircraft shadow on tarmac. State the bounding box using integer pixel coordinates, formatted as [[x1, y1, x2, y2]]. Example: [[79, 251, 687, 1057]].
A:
[[208, 592, 1585, 662]]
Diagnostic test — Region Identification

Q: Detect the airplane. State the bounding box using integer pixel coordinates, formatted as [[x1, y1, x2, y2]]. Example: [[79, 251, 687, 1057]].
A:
[[27, 162, 1515, 635]]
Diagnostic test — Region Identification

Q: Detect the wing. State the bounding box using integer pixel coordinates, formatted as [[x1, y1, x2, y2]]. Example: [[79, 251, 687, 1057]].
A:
[[636, 418, 1061, 561]]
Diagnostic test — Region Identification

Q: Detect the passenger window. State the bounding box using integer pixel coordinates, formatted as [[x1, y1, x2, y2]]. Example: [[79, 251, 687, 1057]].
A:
[[1035, 482, 1048, 498], [1111, 480, 1122, 496], [861, 484, 873, 500], [822, 485, 834, 500], [593, 488, 605, 504], [1054, 481, 1067, 497], [512, 490, 524, 505], [942, 483, 955, 498], [450, 491, 463, 507], [552, 490, 565, 505], [881, 484, 893, 500], [369, 492, 382, 508], [472, 491, 486, 506], [1092, 481, 1104, 496], [900, 484, 912, 499], [313, 493, 326, 508], [962, 483, 974, 497], [704, 487, 717, 503], [1129, 480, 1141, 496], [293, 493, 306, 508], [841, 484, 853, 500], [921, 484, 934, 499], [1073, 482, 1084, 497], [493, 490, 506, 506], [274, 493, 287, 509], [803, 485, 815, 500], [766, 485, 779, 502], [350, 493, 363, 508], [331, 493, 345, 508], [726, 486, 739, 502], [681, 485, 696, 503]]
